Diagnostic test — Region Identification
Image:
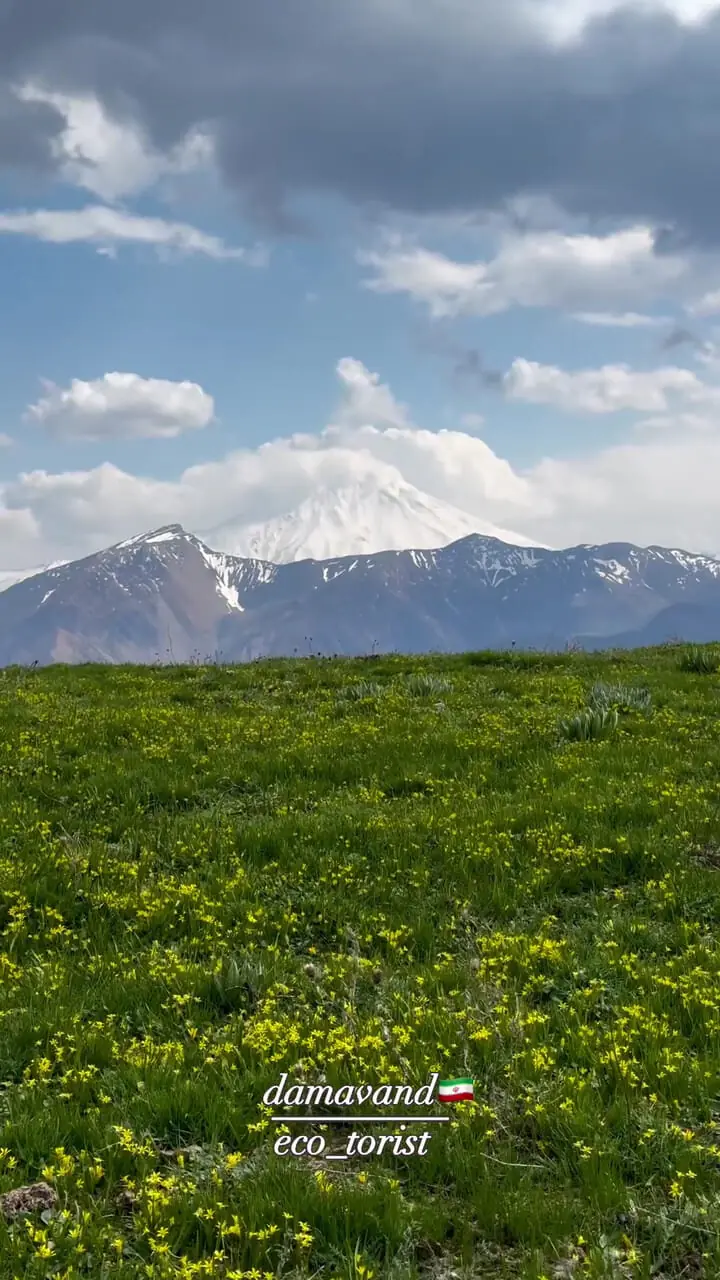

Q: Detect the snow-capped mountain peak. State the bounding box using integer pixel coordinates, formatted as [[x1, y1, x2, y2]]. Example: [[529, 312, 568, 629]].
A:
[[200, 477, 544, 563], [113, 523, 189, 550]]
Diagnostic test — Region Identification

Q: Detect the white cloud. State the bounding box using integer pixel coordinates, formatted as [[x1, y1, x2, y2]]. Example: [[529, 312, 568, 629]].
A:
[[633, 411, 718, 434], [502, 358, 718, 413], [360, 244, 486, 319], [0, 205, 263, 262], [331, 357, 413, 430], [0, 505, 40, 551], [359, 226, 691, 318], [526, 435, 720, 553], [25, 373, 215, 441], [694, 339, 720, 372], [687, 289, 720, 317], [15, 82, 215, 203], [571, 311, 672, 328], [5, 354, 720, 571], [0, 434, 12, 447], [527, 0, 720, 45]]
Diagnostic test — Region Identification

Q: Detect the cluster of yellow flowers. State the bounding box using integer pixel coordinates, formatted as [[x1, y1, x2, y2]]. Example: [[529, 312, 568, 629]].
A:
[[0, 652, 719, 1275]]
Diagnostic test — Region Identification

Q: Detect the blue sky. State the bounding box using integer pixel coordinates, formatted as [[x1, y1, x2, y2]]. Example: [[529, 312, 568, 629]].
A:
[[2, 0, 720, 572], [0, 183, 664, 469]]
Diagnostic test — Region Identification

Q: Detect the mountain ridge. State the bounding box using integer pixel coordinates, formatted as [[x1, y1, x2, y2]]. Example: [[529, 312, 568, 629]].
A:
[[1, 522, 720, 665]]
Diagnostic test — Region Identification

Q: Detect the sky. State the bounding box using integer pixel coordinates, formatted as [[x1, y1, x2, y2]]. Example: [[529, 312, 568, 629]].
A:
[[3, 0, 720, 572]]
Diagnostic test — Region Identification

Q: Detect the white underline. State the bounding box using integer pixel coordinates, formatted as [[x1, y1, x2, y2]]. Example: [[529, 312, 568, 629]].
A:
[[271, 1115, 450, 1123]]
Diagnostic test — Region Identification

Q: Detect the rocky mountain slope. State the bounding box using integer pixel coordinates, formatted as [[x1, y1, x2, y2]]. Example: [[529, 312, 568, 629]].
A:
[[1, 524, 719, 665]]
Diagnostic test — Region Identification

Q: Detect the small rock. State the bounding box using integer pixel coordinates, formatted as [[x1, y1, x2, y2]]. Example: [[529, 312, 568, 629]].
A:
[[116, 1187, 136, 1215], [153, 1143, 206, 1164], [0, 1182, 57, 1220]]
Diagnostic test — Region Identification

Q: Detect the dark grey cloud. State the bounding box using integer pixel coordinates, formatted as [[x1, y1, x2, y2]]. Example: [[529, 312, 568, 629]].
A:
[[660, 325, 712, 353], [0, 84, 62, 169], [452, 349, 504, 389], [2, 1, 720, 244], [414, 323, 504, 388]]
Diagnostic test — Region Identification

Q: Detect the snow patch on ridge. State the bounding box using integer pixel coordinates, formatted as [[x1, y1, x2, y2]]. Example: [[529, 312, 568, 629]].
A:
[[114, 525, 185, 551], [145, 530, 179, 545], [593, 558, 632, 583], [198, 546, 245, 611], [216, 580, 241, 610]]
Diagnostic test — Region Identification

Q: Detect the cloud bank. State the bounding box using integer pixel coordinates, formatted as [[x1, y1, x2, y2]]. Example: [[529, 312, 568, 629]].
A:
[[3, 1, 720, 246], [4, 355, 720, 573], [502, 357, 720, 413], [359, 229, 699, 318]]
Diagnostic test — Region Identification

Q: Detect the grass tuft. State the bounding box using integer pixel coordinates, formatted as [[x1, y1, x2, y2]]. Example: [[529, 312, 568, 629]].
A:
[[678, 646, 720, 674]]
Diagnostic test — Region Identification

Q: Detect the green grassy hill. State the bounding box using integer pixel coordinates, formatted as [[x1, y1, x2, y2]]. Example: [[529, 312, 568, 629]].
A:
[[1, 646, 720, 1278]]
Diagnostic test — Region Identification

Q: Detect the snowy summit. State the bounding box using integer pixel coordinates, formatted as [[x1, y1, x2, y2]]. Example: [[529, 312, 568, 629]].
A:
[[200, 476, 543, 563]]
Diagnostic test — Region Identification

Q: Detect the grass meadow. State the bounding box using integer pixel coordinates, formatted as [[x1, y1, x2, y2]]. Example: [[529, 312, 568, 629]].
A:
[[2, 646, 720, 1278]]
